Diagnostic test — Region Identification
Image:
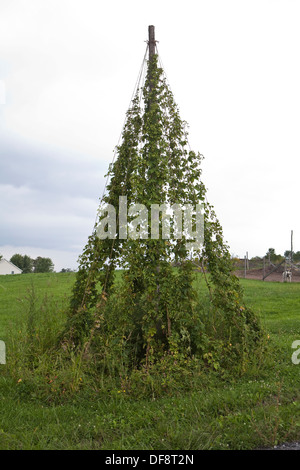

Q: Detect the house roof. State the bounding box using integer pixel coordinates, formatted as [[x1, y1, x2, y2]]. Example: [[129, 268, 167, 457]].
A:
[[0, 258, 23, 272]]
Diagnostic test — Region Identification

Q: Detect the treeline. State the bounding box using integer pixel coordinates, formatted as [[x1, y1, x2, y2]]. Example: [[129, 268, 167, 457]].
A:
[[233, 248, 300, 270], [251, 248, 300, 264], [9, 254, 54, 273]]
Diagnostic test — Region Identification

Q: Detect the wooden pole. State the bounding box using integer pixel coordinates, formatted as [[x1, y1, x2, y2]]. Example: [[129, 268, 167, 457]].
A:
[[263, 258, 285, 281], [291, 230, 293, 264], [147, 26, 156, 98], [148, 25, 156, 62], [148, 25, 160, 324]]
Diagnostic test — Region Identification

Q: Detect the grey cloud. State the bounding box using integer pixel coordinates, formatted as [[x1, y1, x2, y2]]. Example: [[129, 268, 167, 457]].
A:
[[0, 131, 108, 199], [0, 132, 110, 251]]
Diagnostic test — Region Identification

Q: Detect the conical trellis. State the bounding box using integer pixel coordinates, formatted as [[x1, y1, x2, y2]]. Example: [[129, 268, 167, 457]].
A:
[[65, 29, 262, 370]]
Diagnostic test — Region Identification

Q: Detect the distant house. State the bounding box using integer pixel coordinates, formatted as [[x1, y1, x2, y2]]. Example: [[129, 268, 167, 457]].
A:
[[0, 259, 22, 275]]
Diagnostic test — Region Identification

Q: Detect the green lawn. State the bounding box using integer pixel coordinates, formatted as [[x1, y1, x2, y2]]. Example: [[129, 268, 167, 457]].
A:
[[0, 272, 75, 340], [0, 273, 299, 450]]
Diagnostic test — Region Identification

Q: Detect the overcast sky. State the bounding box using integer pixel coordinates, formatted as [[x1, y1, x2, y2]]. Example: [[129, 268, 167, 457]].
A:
[[1, 0, 300, 271]]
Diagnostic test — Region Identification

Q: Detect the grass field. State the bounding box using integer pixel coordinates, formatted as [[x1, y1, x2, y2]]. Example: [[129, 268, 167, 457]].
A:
[[0, 272, 299, 450]]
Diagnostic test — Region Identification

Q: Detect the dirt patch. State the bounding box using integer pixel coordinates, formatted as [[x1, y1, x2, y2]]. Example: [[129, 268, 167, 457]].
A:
[[235, 267, 300, 282]]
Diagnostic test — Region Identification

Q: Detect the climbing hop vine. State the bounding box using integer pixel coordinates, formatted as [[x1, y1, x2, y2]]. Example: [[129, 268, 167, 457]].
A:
[[64, 48, 263, 376]]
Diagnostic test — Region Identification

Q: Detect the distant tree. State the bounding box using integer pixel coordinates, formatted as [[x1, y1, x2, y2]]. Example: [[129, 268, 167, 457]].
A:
[[266, 248, 283, 264], [10, 254, 24, 270], [33, 257, 54, 273], [285, 250, 300, 263], [22, 255, 34, 273], [10, 254, 34, 273], [266, 248, 275, 259], [250, 256, 263, 262], [0, 254, 2, 260], [60, 268, 73, 273]]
